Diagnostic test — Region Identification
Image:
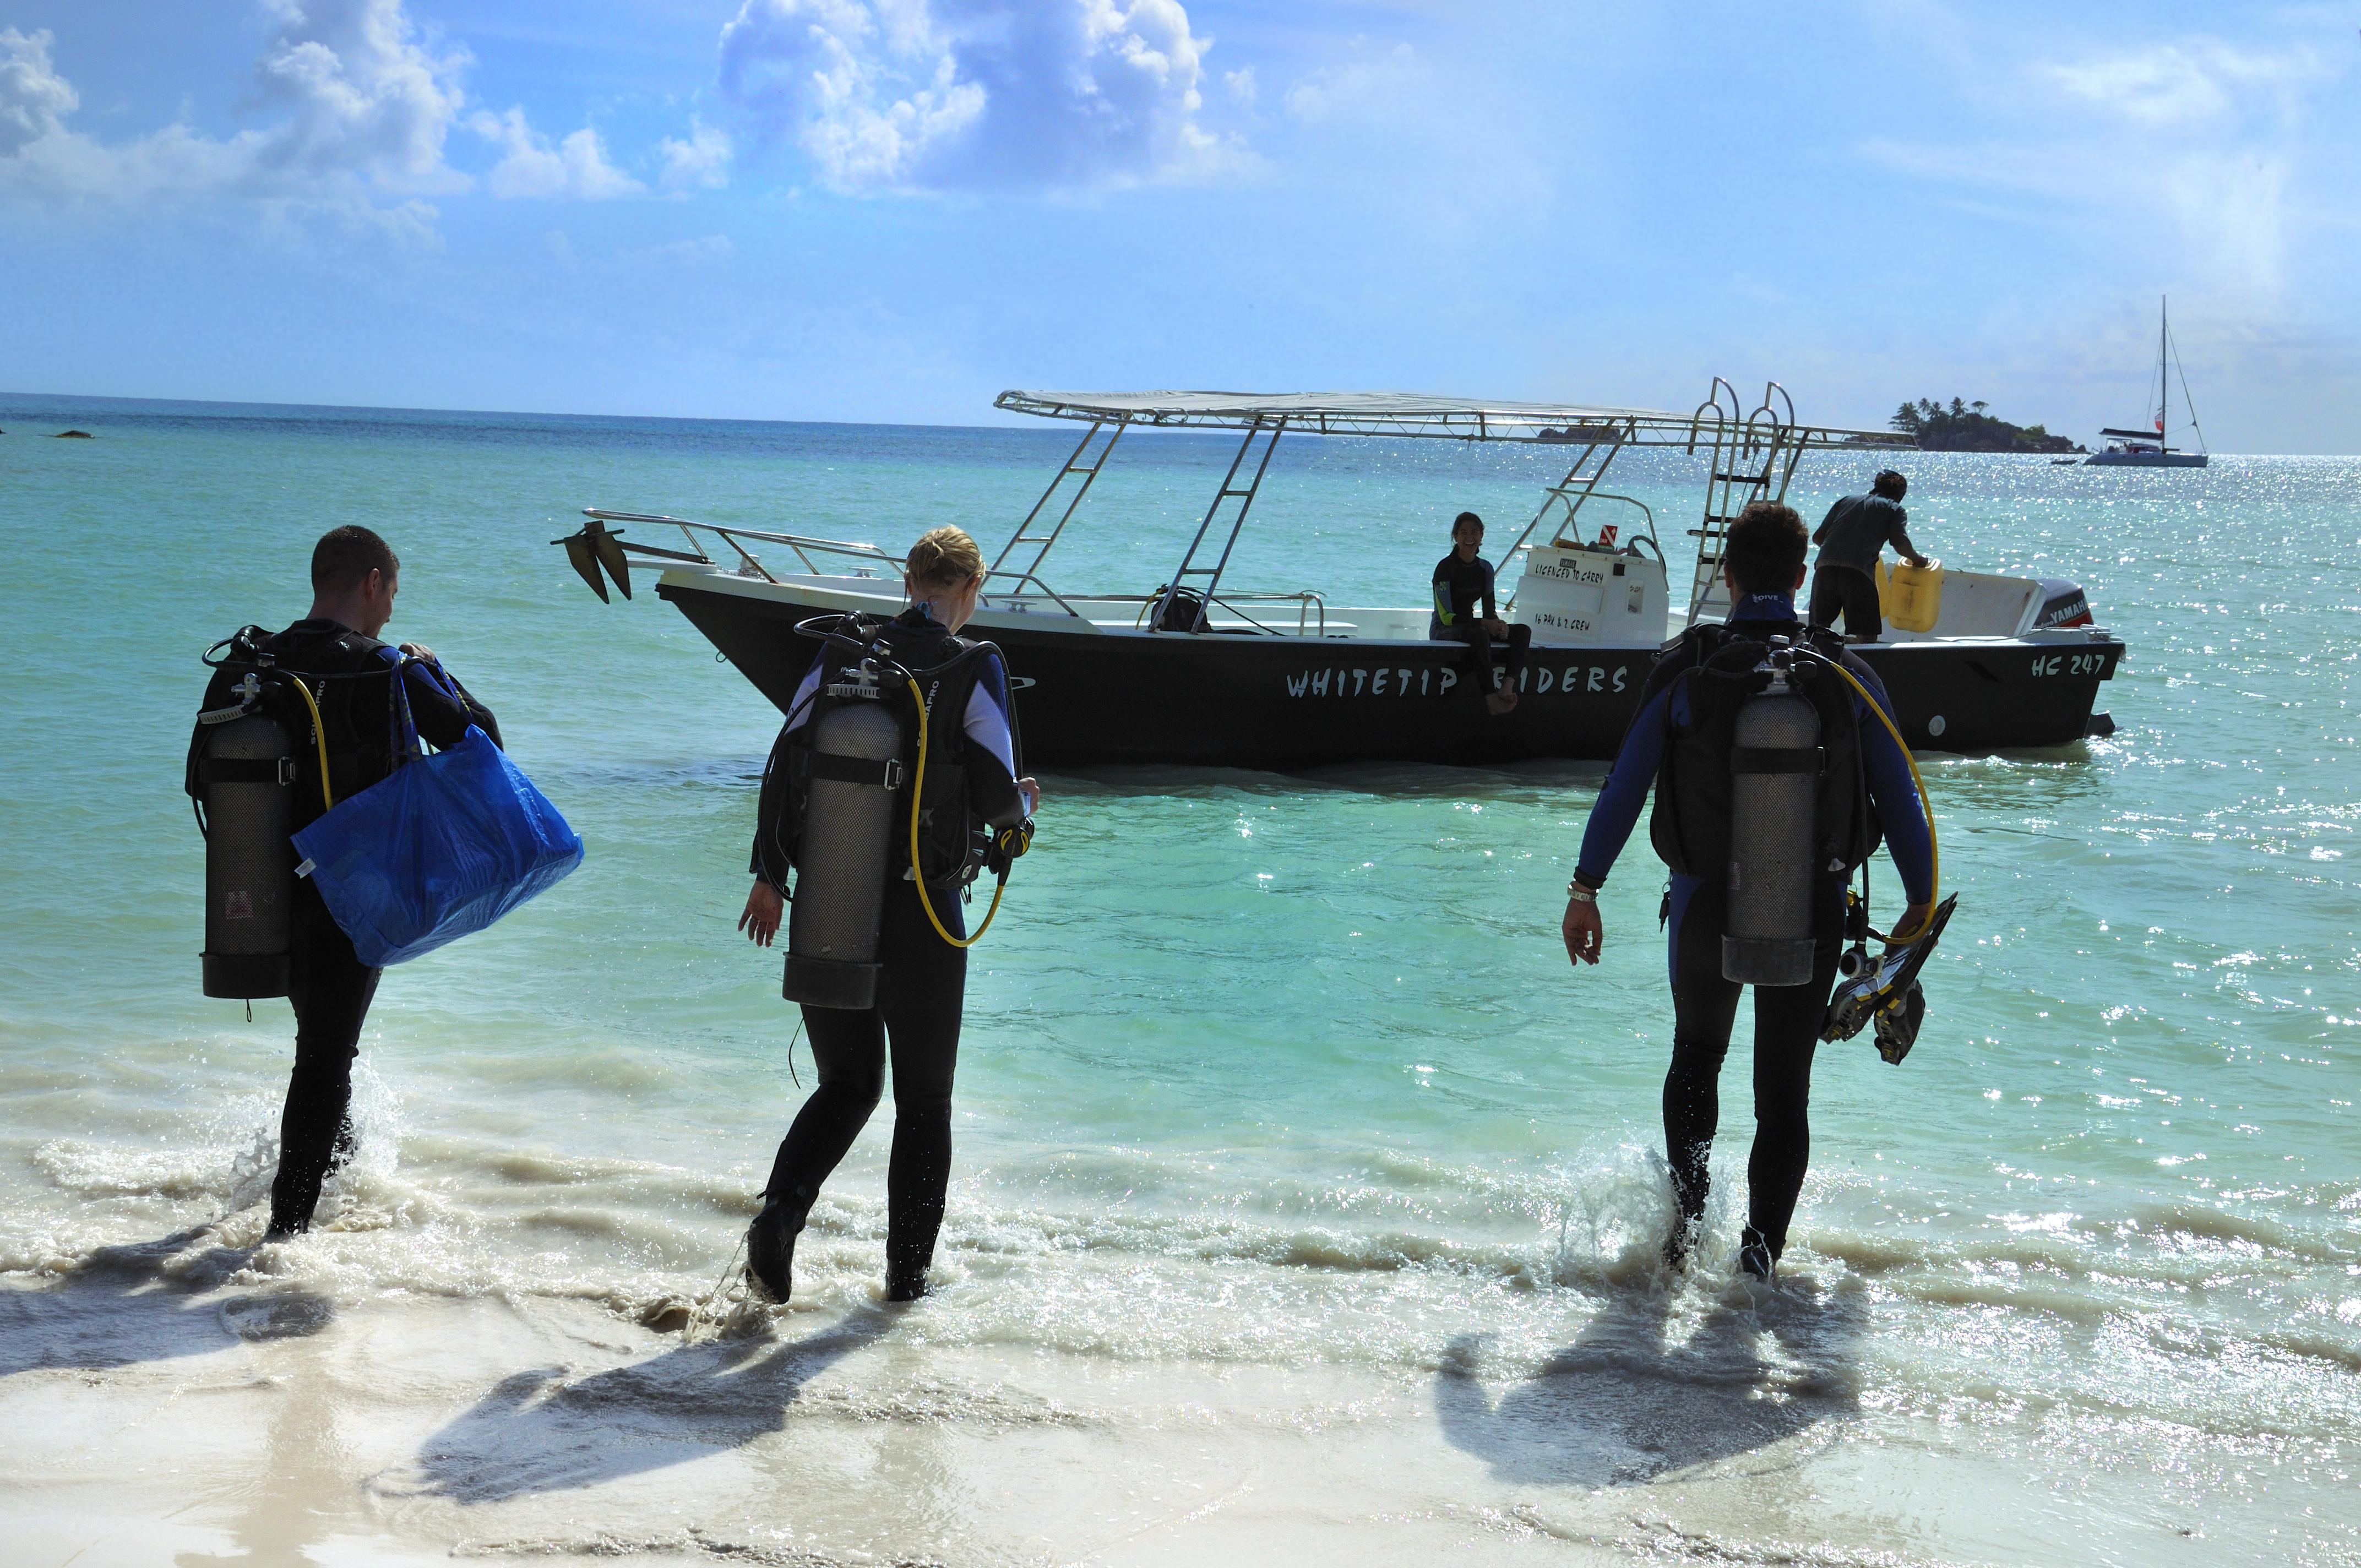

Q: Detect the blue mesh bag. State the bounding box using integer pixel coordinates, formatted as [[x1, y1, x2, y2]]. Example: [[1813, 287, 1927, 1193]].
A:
[[293, 652, 583, 967]]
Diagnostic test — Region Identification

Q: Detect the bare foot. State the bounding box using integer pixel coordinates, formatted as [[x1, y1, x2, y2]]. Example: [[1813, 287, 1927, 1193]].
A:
[[1485, 687, 1518, 716]]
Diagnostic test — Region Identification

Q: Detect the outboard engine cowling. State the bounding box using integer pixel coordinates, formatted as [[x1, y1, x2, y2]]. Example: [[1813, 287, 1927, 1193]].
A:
[[783, 700, 906, 1010], [1722, 674, 1821, 986], [198, 707, 300, 999]]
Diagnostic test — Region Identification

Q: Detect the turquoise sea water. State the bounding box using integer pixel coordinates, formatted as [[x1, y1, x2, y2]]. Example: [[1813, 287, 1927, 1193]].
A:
[[2, 394, 2357, 1564]]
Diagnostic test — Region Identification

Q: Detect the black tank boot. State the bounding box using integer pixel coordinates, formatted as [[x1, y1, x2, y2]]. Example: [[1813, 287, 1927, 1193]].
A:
[[747, 1185, 813, 1304], [1737, 1228, 1775, 1282]]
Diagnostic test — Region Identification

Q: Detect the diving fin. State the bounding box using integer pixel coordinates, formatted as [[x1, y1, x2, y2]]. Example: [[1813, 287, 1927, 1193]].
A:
[[561, 532, 610, 603], [1821, 893, 1957, 1059]]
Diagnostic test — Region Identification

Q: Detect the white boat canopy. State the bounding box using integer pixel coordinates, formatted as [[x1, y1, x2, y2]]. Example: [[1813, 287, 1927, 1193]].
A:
[[995, 388, 1906, 449]]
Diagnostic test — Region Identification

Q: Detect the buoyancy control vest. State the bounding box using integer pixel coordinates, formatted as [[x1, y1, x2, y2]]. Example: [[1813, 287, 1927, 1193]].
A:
[[755, 609, 1018, 1008], [1642, 619, 1883, 889], [187, 624, 500, 999]]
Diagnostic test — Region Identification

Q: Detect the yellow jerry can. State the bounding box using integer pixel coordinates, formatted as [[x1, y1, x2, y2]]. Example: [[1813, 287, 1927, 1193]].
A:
[[1877, 558, 1944, 634]]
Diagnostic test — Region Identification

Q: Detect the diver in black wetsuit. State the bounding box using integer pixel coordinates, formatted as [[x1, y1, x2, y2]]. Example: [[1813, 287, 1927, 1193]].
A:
[[190, 526, 499, 1239], [1431, 511, 1530, 717], [737, 526, 1037, 1304], [1559, 502, 1933, 1281]]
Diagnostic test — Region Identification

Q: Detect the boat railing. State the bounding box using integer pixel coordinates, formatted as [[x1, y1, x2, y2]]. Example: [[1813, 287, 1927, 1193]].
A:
[[580, 509, 901, 584], [1120, 590, 1328, 637]]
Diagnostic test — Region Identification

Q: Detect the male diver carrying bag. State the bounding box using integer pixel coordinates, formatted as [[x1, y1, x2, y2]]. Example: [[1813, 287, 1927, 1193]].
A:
[[292, 650, 583, 967]]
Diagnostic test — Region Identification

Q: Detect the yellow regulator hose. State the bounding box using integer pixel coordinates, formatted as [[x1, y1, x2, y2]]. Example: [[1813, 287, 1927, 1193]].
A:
[[905, 675, 1008, 950], [1819, 657, 1940, 944], [285, 674, 335, 814]]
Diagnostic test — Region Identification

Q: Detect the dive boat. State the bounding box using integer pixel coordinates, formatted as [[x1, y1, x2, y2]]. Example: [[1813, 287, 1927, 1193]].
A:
[[556, 381, 2125, 767], [2086, 297, 2208, 468]]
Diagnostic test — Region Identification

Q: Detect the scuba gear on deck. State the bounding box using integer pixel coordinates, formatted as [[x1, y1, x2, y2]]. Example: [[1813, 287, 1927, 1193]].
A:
[[764, 612, 1032, 1009], [1823, 893, 1957, 1063]]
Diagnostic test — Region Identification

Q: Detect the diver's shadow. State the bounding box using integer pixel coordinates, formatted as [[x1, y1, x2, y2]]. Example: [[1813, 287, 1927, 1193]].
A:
[[400, 1311, 897, 1504], [0, 1227, 331, 1379], [1437, 1277, 1867, 1488]]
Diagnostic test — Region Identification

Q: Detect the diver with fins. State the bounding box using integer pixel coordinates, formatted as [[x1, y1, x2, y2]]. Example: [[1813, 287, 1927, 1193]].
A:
[[188, 525, 500, 1240], [736, 525, 1037, 1305], [1560, 500, 1947, 1282]]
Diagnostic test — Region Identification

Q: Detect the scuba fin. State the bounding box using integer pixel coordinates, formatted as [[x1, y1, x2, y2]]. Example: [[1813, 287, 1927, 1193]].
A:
[[1821, 893, 1957, 1063]]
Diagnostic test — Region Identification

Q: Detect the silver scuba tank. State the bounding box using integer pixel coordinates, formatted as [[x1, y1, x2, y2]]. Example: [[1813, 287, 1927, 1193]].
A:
[[1722, 669, 1822, 986], [197, 685, 301, 999], [782, 696, 906, 1010]]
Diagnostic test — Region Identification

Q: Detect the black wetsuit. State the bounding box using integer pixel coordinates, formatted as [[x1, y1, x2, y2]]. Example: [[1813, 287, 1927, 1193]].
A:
[[1430, 551, 1530, 697], [750, 607, 1025, 1291], [193, 619, 498, 1234], [1574, 594, 1933, 1264]]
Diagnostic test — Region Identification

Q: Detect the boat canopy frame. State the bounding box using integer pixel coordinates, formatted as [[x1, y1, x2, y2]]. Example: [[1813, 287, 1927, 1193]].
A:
[[992, 385, 1907, 629]]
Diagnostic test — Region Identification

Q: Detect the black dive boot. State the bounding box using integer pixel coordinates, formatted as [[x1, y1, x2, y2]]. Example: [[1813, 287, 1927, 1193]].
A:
[[1737, 1228, 1776, 1282], [745, 1200, 806, 1304], [885, 1270, 929, 1303]]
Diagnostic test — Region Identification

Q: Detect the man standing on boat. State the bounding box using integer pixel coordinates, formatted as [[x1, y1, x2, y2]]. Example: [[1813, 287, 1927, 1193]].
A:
[[1559, 502, 1933, 1281], [1432, 511, 1530, 716], [1806, 470, 1926, 643]]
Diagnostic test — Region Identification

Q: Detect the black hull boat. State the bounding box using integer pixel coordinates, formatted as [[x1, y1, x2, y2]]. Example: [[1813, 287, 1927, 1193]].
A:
[[558, 382, 2124, 768], [659, 572, 2121, 767]]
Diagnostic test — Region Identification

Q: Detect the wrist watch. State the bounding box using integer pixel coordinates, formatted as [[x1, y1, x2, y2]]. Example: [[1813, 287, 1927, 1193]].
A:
[[1565, 877, 1598, 903]]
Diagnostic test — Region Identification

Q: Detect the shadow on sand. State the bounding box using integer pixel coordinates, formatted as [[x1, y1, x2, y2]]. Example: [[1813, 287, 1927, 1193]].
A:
[[401, 1310, 897, 1504], [0, 1227, 331, 1379], [1437, 1275, 1868, 1487]]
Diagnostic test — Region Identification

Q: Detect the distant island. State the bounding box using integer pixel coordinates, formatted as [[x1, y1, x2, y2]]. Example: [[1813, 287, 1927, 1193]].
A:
[[1891, 398, 2083, 454]]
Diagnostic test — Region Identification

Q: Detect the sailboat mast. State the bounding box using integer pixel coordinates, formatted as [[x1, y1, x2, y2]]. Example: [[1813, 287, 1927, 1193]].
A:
[[2158, 295, 2169, 440]]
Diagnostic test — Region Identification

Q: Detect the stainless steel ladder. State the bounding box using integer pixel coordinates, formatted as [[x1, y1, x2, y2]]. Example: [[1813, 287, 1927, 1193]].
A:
[[1683, 380, 1805, 626], [986, 417, 1127, 609], [1151, 416, 1286, 633]]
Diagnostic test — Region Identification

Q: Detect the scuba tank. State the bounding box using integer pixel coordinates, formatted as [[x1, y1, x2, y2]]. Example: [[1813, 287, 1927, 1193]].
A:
[[782, 669, 906, 1011], [193, 674, 302, 999], [1722, 661, 1822, 986]]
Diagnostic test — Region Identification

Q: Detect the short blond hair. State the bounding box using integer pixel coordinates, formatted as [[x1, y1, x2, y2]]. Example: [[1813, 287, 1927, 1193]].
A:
[[906, 526, 984, 590]]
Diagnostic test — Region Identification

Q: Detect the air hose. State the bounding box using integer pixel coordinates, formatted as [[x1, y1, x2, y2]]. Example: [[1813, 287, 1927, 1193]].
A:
[[902, 674, 1020, 950], [1810, 652, 1939, 944], [284, 674, 335, 814]]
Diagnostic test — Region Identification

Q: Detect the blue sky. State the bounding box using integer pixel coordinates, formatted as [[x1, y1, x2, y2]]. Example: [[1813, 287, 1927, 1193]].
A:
[[3, 1, 2355, 450]]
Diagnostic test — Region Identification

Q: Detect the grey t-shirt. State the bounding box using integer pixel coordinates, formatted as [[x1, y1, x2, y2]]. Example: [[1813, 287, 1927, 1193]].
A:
[[1814, 494, 1909, 573]]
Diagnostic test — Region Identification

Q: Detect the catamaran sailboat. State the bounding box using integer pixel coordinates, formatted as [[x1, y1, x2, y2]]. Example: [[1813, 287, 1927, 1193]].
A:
[[554, 380, 2125, 766], [2088, 297, 2208, 468]]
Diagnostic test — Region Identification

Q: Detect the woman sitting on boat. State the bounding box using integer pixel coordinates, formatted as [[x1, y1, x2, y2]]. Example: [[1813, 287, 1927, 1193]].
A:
[[1432, 511, 1530, 717]]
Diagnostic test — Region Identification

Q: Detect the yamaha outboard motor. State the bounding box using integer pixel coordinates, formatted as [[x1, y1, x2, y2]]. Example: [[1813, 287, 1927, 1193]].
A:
[[783, 692, 906, 1010], [195, 675, 301, 999], [1722, 664, 1821, 986]]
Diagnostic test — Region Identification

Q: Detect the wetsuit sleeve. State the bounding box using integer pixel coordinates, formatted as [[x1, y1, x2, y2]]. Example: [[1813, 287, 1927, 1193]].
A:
[[404, 659, 500, 750], [1432, 558, 1456, 627], [1479, 560, 1497, 622], [781, 662, 824, 734], [1845, 655, 1934, 904], [962, 653, 1026, 831], [1574, 681, 1677, 886]]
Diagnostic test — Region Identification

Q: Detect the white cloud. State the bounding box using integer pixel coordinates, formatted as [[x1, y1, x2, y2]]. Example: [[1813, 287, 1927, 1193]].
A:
[[0, 1, 709, 218], [715, 0, 1234, 193], [470, 107, 641, 199], [1864, 29, 2342, 304], [1222, 65, 1255, 108], [2037, 40, 2322, 129], [0, 29, 77, 157], [659, 119, 734, 190], [1282, 43, 1419, 126]]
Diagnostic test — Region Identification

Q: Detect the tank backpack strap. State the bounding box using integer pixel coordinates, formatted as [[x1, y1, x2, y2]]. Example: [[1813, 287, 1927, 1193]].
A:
[[379, 646, 426, 767]]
